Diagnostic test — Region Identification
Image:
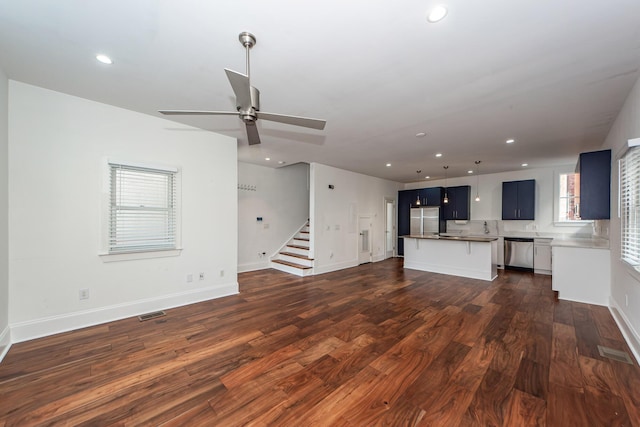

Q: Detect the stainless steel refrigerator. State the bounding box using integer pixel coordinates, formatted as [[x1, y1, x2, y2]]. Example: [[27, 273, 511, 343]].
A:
[[410, 207, 441, 235]]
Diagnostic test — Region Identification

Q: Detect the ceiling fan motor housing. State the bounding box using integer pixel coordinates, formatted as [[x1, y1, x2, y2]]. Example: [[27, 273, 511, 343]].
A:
[[238, 86, 260, 122]]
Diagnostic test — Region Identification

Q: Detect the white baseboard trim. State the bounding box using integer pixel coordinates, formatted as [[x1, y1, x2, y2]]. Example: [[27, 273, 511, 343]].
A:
[[238, 261, 270, 273], [313, 260, 358, 275], [10, 282, 239, 344], [609, 296, 640, 365], [0, 325, 11, 363]]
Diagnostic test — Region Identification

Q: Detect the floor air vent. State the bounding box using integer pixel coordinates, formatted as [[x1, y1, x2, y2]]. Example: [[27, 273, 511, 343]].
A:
[[138, 311, 166, 322], [597, 345, 634, 365]]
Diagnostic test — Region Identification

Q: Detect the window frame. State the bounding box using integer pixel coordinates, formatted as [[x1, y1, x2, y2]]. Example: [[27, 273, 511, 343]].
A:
[[100, 160, 182, 262], [619, 143, 640, 270], [553, 167, 593, 226]]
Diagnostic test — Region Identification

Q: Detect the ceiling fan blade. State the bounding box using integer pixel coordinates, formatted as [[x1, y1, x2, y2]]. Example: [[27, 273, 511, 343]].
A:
[[158, 110, 239, 116], [258, 112, 326, 130], [224, 69, 252, 110], [245, 122, 261, 145]]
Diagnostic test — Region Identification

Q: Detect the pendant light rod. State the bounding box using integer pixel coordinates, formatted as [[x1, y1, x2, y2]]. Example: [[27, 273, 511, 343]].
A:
[[474, 161, 481, 202], [443, 166, 449, 204]]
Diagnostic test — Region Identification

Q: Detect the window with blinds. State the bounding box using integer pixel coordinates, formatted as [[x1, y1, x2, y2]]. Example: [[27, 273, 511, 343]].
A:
[[620, 146, 640, 267], [109, 163, 177, 253]]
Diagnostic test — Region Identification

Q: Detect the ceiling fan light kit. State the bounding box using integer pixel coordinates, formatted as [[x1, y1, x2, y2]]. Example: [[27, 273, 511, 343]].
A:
[[159, 32, 326, 145]]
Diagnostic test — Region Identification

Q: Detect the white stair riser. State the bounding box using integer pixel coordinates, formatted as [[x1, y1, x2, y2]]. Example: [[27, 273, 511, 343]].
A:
[[277, 254, 313, 267], [286, 246, 310, 256], [271, 262, 313, 277], [291, 239, 309, 247]]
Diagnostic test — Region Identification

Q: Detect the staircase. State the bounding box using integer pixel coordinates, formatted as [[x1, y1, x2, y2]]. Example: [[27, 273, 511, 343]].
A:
[[271, 222, 314, 277]]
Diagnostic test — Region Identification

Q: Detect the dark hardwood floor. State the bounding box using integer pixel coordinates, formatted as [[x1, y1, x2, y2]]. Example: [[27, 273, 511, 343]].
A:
[[1, 258, 639, 426]]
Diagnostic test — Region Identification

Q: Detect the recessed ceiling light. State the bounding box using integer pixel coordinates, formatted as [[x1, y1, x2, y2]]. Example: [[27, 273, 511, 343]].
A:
[[96, 54, 113, 65], [278, 161, 285, 165], [506, 138, 515, 144], [416, 132, 427, 138], [427, 6, 448, 23], [468, 170, 473, 174], [386, 163, 392, 167], [425, 176, 430, 179], [265, 157, 270, 161], [522, 163, 528, 167], [435, 153, 443, 158]]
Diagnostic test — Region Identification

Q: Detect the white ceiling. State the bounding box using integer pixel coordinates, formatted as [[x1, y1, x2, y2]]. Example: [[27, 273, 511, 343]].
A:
[[1, 1, 639, 183]]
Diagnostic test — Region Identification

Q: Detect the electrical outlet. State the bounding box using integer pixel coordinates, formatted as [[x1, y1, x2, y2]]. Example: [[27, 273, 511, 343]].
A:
[[187, 274, 193, 283], [79, 289, 90, 300], [220, 269, 224, 277], [199, 272, 205, 280]]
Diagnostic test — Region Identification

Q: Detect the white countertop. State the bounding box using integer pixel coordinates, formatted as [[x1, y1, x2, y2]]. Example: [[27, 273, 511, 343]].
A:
[[401, 234, 498, 243], [550, 237, 610, 249]]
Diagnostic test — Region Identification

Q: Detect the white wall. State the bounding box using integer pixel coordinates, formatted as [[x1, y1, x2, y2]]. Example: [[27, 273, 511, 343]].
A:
[[238, 162, 309, 272], [310, 163, 401, 274], [0, 68, 9, 358], [602, 75, 640, 357], [405, 165, 595, 236], [8, 81, 238, 342]]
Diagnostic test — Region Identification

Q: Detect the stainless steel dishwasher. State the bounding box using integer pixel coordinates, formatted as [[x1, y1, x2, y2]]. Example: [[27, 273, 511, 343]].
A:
[[504, 238, 534, 271]]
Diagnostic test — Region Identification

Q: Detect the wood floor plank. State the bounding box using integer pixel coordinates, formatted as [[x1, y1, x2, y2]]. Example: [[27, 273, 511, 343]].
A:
[[502, 389, 546, 427], [1, 258, 638, 425], [548, 322, 583, 389], [514, 358, 549, 400], [462, 368, 515, 426], [546, 383, 589, 427], [584, 385, 633, 427], [612, 361, 640, 426], [590, 305, 626, 342], [572, 302, 606, 360]]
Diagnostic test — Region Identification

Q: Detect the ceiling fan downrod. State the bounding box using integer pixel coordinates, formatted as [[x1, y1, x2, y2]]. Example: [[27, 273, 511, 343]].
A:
[[238, 32, 256, 83]]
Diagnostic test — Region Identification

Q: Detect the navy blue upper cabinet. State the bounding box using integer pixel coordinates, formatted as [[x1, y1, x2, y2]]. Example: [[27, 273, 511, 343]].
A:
[[422, 187, 444, 207], [502, 179, 535, 220], [443, 186, 470, 220], [397, 189, 417, 255], [578, 149, 611, 220]]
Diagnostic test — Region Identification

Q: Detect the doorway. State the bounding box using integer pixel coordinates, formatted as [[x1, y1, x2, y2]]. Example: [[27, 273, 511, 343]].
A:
[[358, 216, 372, 264], [384, 198, 396, 259]]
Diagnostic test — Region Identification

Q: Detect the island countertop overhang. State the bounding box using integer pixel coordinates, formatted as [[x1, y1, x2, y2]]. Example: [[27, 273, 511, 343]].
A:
[[400, 234, 498, 243]]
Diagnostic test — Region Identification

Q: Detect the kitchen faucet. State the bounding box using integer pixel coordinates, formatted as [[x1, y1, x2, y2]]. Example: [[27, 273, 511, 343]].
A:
[[483, 221, 490, 234]]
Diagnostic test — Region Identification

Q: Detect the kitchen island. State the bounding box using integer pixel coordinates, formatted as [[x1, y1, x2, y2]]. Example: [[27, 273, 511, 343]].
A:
[[402, 234, 498, 281]]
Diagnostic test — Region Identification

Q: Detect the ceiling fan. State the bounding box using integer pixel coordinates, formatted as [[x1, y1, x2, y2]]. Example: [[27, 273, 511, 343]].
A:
[[159, 32, 327, 145]]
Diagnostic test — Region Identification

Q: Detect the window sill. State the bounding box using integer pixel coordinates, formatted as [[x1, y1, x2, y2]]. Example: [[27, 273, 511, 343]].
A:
[[99, 248, 182, 263], [553, 221, 593, 227], [622, 259, 640, 284]]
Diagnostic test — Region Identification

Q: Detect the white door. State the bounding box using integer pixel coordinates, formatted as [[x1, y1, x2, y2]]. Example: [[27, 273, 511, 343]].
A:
[[385, 198, 395, 258], [359, 216, 373, 264]]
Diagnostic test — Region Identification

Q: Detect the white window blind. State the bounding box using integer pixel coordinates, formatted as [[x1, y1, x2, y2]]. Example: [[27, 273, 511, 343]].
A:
[[109, 163, 176, 253], [620, 146, 640, 266]]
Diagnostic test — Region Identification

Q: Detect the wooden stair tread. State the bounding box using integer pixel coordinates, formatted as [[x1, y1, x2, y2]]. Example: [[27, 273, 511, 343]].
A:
[[287, 244, 309, 250], [272, 259, 313, 269], [279, 252, 314, 261]]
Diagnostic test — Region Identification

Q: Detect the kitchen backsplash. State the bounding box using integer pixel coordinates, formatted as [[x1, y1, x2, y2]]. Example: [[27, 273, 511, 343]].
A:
[[445, 219, 609, 239]]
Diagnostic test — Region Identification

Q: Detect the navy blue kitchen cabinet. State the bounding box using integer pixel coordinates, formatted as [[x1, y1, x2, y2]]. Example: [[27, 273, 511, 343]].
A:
[[397, 187, 445, 255], [397, 189, 417, 255], [502, 179, 535, 220], [442, 186, 470, 220], [578, 149, 611, 220]]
